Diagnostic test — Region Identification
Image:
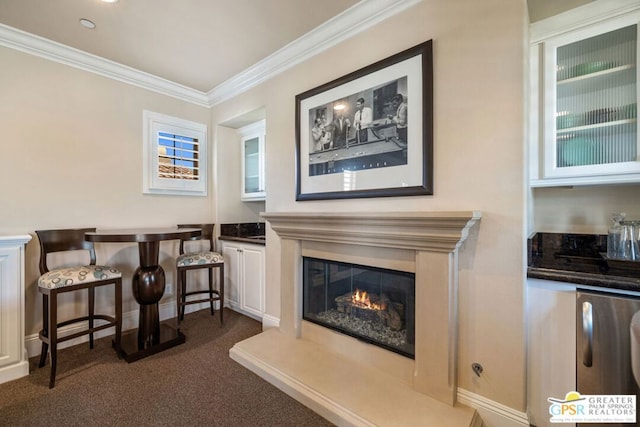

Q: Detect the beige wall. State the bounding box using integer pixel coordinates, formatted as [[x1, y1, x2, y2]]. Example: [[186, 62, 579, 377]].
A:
[[212, 0, 527, 412], [533, 185, 640, 234], [0, 47, 213, 335]]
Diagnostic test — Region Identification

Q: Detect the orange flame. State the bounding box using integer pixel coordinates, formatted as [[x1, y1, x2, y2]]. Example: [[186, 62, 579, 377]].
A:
[[351, 289, 381, 310]]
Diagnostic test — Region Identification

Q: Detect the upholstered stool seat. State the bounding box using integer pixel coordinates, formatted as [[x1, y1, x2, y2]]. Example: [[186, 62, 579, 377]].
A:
[[176, 224, 224, 330], [35, 228, 123, 389], [177, 251, 224, 267], [38, 265, 122, 289]]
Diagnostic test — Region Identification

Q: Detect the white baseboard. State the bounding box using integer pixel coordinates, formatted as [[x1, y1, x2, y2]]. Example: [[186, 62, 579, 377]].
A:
[[457, 388, 530, 427], [224, 301, 266, 323], [261, 313, 280, 330], [25, 299, 213, 358], [0, 360, 29, 384]]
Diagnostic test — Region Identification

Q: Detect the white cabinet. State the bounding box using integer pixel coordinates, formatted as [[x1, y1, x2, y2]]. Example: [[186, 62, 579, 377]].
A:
[[0, 235, 32, 384], [526, 279, 576, 427], [220, 240, 265, 320], [530, 6, 640, 187], [238, 120, 266, 201]]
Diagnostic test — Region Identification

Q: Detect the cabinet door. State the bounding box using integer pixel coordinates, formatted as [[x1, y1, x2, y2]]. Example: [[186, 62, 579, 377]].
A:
[[540, 13, 640, 183], [239, 120, 266, 201], [243, 136, 261, 195], [0, 245, 22, 370], [221, 242, 241, 309], [527, 279, 576, 427], [241, 245, 265, 318]]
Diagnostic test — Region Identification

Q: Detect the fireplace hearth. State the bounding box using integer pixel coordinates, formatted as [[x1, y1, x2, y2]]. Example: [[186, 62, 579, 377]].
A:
[[303, 257, 415, 358]]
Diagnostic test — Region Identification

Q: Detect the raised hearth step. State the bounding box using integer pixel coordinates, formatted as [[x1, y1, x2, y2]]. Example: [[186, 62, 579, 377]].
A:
[[230, 328, 481, 427]]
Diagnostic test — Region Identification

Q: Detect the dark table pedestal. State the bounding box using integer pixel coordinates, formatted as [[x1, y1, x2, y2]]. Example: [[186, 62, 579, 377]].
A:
[[86, 228, 201, 363], [114, 324, 185, 363]]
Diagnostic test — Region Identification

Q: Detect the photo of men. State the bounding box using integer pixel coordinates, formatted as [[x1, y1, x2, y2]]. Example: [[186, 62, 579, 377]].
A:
[[353, 97, 372, 143], [389, 94, 407, 143], [331, 103, 351, 149], [306, 76, 409, 177]]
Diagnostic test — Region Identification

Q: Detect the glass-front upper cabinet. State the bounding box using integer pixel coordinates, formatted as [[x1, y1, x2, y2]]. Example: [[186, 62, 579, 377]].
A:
[[531, 9, 640, 186], [238, 120, 266, 201]]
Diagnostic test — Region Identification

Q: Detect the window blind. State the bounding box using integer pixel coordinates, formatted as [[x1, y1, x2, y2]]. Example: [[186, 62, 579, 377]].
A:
[[157, 132, 199, 181]]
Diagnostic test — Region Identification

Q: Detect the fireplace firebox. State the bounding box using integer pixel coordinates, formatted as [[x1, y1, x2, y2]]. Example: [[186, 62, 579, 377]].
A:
[[303, 257, 415, 358]]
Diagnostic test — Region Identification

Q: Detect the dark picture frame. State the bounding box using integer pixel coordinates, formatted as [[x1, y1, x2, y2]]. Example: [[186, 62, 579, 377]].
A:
[[295, 40, 433, 201]]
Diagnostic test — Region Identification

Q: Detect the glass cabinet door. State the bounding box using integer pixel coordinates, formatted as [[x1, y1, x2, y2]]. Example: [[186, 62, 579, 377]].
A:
[[244, 136, 260, 194], [238, 119, 266, 201], [543, 17, 640, 180]]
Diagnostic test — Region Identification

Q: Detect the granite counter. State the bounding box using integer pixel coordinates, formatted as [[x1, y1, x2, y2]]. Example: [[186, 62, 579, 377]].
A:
[[528, 232, 640, 293], [219, 222, 266, 245]]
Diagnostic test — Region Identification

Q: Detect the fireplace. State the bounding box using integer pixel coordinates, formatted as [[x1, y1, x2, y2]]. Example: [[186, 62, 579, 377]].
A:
[[230, 211, 482, 425], [303, 257, 415, 358]]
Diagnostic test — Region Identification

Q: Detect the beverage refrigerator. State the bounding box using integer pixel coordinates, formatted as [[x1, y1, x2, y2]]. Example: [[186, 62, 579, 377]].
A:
[[577, 289, 640, 427]]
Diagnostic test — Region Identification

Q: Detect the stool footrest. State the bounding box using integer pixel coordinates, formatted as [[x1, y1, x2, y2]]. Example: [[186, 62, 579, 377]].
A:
[[179, 296, 221, 306], [38, 315, 118, 344]]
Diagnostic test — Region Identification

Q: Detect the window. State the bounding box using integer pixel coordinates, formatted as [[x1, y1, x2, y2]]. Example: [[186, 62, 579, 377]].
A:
[[143, 110, 207, 196]]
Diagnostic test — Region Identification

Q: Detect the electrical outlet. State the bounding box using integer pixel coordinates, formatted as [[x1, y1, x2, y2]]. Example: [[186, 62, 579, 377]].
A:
[[165, 283, 173, 295]]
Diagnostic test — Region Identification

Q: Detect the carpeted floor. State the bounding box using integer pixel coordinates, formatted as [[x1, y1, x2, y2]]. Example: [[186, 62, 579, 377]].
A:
[[0, 308, 334, 426]]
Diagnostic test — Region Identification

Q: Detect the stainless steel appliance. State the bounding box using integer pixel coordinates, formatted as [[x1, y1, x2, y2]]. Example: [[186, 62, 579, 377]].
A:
[[577, 290, 640, 426]]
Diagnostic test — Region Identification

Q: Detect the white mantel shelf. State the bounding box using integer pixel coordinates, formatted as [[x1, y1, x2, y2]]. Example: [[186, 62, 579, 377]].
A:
[[262, 211, 482, 252], [231, 211, 482, 426]]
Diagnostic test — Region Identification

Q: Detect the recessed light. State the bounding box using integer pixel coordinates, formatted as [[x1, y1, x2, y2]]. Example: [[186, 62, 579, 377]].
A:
[[79, 19, 96, 29], [101, 0, 118, 3]]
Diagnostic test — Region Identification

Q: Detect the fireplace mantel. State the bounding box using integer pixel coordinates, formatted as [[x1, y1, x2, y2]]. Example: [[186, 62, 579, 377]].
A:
[[231, 211, 482, 426], [263, 211, 481, 252]]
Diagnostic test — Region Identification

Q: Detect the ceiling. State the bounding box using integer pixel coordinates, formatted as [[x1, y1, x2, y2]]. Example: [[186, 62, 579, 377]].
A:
[[0, 0, 359, 93], [527, 0, 594, 22], [0, 0, 599, 97]]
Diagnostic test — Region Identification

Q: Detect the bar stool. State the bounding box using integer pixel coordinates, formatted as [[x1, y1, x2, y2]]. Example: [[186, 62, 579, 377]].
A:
[[176, 224, 224, 330], [35, 228, 122, 388]]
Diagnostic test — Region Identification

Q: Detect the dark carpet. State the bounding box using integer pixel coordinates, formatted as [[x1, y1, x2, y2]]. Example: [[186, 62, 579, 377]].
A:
[[0, 308, 334, 426]]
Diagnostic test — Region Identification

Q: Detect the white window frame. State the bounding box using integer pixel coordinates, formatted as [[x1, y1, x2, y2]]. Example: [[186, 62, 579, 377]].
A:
[[143, 110, 207, 196]]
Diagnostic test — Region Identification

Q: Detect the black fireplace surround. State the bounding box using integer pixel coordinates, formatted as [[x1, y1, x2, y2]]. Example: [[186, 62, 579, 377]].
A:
[[303, 257, 415, 358]]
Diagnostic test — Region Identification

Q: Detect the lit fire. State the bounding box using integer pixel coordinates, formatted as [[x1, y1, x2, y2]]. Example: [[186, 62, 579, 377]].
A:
[[351, 289, 381, 310]]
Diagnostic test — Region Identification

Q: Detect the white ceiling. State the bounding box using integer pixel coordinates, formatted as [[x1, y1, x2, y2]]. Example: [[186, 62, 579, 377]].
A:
[[527, 0, 594, 22], [0, 0, 359, 93], [0, 0, 592, 103]]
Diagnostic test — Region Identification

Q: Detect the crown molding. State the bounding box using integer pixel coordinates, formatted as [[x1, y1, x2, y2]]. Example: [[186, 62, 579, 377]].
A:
[[0, 0, 422, 108], [0, 23, 210, 107], [207, 0, 422, 106]]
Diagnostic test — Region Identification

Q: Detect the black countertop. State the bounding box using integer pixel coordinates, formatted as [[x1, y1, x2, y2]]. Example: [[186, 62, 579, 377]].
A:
[[219, 222, 266, 245], [528, 232, 640, 292]]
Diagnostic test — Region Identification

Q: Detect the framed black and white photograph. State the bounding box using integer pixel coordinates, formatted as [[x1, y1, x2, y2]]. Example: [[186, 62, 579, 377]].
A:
[[295, 40, 433, 201]]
